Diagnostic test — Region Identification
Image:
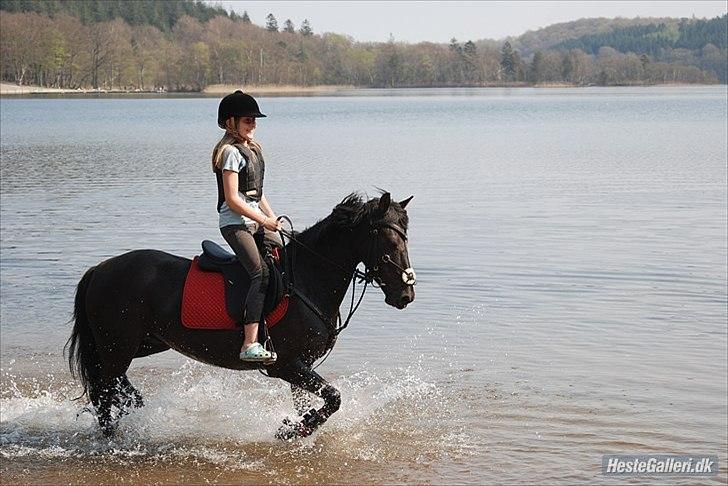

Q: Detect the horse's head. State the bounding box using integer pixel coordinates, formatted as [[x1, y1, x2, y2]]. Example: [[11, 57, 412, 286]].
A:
[[333, 192, 416, 309]]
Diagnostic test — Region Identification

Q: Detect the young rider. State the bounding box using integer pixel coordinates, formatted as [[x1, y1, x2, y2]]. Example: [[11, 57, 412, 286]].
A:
[[211, 91, 281, 364]]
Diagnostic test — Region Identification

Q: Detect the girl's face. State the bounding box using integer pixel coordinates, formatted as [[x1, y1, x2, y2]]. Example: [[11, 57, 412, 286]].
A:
[[236, 117, 256, 140]]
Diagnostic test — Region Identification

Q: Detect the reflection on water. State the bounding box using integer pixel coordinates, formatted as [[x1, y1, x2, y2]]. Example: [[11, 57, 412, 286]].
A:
[[1, 87, 726, 484]]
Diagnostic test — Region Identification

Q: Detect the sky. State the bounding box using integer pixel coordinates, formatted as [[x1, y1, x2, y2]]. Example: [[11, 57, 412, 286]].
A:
[[213, 1, 727, 43]]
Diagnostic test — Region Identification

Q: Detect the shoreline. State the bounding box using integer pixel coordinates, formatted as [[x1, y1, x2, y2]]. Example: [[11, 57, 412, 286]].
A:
[[0, 83, 166, 96], [202, 84, 355, 95], [1, 82, 721, 97], [0, 82, 354, 96]]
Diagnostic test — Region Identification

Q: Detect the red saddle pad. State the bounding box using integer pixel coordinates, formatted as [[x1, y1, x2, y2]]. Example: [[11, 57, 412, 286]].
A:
[[181, 257, 288, 330]]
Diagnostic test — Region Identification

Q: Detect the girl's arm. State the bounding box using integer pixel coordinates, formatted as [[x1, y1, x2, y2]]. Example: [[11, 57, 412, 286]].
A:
[[259, 194, 277, 220]]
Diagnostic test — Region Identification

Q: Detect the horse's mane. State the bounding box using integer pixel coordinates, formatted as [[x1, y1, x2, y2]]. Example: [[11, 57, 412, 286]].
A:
[[297, 192, 408, 245]]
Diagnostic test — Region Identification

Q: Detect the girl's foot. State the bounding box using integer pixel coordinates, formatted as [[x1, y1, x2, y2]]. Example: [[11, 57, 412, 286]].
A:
[[239, 343, 276, 363]]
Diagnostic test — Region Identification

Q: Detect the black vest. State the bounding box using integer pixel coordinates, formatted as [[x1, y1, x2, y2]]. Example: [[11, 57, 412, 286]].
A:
[[216, 144, 265, 212]]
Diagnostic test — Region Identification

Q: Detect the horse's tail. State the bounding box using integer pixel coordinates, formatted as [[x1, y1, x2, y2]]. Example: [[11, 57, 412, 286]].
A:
[[65, 266, 99, 400]]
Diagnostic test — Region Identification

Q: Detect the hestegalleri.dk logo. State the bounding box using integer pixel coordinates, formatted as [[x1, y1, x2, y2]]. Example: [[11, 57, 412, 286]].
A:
[[602, 455, 719, 476]]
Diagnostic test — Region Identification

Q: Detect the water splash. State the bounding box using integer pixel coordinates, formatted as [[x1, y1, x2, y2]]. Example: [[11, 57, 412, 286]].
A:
[[1, 359, 468, 473]]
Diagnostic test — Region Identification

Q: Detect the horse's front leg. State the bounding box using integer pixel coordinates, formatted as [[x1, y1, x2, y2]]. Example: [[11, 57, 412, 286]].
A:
[[272, 360, 341, 440], [291, 384, 313, 416]]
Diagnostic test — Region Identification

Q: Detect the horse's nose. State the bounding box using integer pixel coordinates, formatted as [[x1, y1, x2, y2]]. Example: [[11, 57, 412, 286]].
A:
[[399, 291, 414, 308]]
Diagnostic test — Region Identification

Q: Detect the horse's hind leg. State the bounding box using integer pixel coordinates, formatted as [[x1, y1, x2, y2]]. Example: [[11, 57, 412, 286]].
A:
[[118, 374, 144, 409], [90, 373, 146, 434], [89, 376, 125, 436]]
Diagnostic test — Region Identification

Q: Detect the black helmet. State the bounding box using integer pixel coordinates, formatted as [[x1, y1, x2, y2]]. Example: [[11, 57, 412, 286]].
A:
[[217, 90, 266, 128]]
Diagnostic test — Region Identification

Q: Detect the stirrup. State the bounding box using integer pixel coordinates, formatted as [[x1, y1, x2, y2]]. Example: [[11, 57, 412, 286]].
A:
[[240, 343, 276, 363]]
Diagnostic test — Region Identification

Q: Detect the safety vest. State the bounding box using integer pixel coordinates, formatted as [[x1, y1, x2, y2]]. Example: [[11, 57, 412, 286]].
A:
[[216, 144, 265, 212]]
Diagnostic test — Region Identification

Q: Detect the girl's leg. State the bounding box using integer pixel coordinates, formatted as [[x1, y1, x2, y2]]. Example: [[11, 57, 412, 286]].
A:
[[242, 321, 258, 349], [263, 228, 283, 248], [221, 224, 266, 350]]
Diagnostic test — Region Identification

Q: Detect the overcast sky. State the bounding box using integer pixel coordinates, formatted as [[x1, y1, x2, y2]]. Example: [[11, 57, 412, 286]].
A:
[[212, 1, 727, 43]]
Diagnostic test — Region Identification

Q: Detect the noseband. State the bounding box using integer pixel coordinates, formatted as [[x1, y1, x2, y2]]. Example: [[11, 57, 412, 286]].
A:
[[365, 221, 417, 287]]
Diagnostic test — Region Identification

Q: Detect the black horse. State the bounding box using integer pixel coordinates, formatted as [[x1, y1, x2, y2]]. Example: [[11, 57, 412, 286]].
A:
[[66, 192, 415, 439]]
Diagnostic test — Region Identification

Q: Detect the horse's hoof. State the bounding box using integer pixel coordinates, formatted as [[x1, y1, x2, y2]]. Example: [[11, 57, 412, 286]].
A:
[[276, 418, 312, 441], [100, 423, 117, 438]]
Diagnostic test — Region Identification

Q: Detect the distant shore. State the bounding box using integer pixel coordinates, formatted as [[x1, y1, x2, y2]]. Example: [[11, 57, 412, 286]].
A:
[[0, 83, 167, 95], [0, 83, 354, 96], [203, 84, 355, 95], [1, 81, 720, 97]]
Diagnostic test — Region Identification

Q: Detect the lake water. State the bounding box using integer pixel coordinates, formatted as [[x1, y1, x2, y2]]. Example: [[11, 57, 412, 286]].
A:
[[1, 87, 726, 484]]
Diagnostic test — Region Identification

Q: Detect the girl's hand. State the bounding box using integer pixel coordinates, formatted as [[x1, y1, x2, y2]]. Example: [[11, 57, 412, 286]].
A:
[[262, 216, 282, 232]]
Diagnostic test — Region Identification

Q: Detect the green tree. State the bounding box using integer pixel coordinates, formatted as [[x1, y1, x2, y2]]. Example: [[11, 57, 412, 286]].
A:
[[561, 50, 573, 81], [463, 40, 476, 56], [241, 10, 251, 24], [529, 50, 545, 83], [640, 53, 650, 69], [500, 41, 516, 80], [283, 19, 295, 34], [376, 39, 402, 87], [299, 19, 313, 37], [130, 24, 163, 89], [265, 13, 278, 32], [182, 41, 210, 89], [462, 40, 479, 83], [639, 53, 650, 81]]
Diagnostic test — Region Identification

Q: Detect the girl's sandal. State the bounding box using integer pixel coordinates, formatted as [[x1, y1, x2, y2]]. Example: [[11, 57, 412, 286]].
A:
[[240, 343, 276, 363]]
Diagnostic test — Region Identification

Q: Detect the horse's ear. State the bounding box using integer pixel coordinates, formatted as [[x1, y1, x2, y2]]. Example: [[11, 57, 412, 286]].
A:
[[377, 192, 391, 216], [399, 195, 413, 209]]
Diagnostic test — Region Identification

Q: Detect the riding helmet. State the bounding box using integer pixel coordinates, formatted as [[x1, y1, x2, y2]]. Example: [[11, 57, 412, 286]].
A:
[[217, 90, 266, 128]]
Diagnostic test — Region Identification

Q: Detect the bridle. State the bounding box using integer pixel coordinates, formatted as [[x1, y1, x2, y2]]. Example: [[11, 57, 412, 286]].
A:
[[277, 216, 416, 334], [259, 215, 416, 373], [362, 221, 417, 288]]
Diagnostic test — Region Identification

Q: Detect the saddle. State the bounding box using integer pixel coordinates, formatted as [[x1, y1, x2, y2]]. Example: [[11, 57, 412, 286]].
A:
[[181, 237, 289, 330]]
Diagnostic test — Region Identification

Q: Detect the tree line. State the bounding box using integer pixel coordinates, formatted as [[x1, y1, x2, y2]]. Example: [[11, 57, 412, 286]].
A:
[[555, 15, 727, 54], [1, 1, 725, 91], [0, 0, 232, 32]]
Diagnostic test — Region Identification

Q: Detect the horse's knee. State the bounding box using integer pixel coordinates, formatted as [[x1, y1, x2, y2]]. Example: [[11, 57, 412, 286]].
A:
[[321, 385, 341, 414]]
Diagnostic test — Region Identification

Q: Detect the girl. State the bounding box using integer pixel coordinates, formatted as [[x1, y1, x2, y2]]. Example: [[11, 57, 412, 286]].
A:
[[212, 91, 281, 363]]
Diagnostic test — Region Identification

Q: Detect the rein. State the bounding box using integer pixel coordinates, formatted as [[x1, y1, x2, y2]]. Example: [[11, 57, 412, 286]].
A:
[[271, 214, 415, 372], [276, 215, 414, 336], [277, 219, 367, 337]]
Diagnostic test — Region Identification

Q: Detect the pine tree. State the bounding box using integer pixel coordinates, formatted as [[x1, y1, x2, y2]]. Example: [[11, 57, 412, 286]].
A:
[[500, 41, 516, 80], [640, 53, 650, 69], [283, 19, 295, 33], [241, 10, 251, 24], [299, 19, 313, 37], [561, 52, 573, 81], [462, 41, 478, 83], [265, 13, 278, 32], [463, 40, 476, 56], [530, 51, 545, 83]]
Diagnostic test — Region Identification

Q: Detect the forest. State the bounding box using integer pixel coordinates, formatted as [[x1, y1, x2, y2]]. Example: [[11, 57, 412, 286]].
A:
[[1, 0, 726, 91]]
